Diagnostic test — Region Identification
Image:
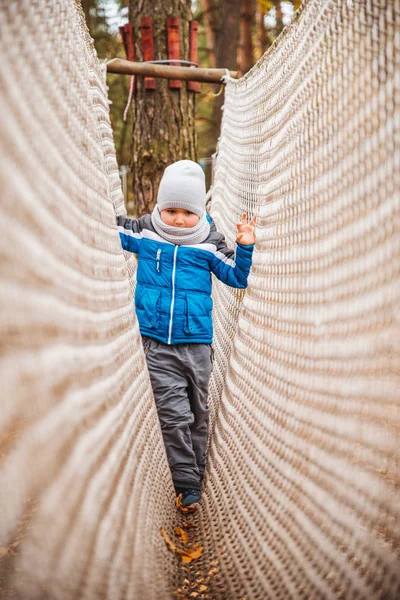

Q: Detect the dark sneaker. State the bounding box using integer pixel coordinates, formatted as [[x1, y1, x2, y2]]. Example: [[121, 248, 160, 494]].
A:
[[180, 488, 201, 507]]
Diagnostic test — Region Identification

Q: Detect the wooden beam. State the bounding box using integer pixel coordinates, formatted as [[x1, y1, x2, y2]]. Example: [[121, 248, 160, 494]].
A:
[[140, 17, 156, 89], [188, 21, 201, 93], [106, 59, 238, 83], [167, 16, 181, 89]]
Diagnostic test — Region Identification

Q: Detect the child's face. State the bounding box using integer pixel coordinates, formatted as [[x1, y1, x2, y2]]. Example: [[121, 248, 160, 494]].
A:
[[160, 208, 200, 228]]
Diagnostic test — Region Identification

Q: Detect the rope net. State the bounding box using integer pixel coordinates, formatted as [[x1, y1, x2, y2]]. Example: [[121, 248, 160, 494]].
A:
[[208, 1, 400, 597], [0, 1, 175, 598], [0, 0, 399, 599]]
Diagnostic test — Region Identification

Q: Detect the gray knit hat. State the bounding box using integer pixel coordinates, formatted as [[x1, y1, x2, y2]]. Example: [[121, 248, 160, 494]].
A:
[[157, 160, 206, 217]]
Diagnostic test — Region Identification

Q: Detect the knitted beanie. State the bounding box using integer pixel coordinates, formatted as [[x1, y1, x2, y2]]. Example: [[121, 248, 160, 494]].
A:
[[156, 160, 206, 217]]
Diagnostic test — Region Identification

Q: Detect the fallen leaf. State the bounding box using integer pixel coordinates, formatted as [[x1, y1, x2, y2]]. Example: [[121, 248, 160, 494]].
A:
[[160, 528, 203, 564], [190, 593, 199, 598], [184, 543, 203, 560], [199, 585, 208, 592], [174, 527, 189, 544], [181, 555, 193, 564], [160, 527, 178, 553]]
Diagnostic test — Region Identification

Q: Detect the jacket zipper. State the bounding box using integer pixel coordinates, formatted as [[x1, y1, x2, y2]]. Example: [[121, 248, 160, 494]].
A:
[[156, 248, 161, 272], [168, 246, 178, 344]]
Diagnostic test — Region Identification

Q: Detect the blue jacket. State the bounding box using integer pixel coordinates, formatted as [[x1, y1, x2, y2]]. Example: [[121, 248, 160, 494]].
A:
[[117, 214, 254, 345]]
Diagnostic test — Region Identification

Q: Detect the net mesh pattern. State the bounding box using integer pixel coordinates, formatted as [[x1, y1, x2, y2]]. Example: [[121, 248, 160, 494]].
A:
[[0, 0, 399, 599], [0, 1, 177, 598], [207, 1, 400, 598]]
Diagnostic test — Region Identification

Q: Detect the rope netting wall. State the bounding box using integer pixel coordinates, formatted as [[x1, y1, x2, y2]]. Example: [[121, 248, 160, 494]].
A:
[[0, 1, 399, 599], [206, 0, 400, 597], [0, 1, 177, 598]]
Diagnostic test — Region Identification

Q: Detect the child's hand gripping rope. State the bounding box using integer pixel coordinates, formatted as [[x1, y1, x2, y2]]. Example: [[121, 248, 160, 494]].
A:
[[236, 213, 256, 246]]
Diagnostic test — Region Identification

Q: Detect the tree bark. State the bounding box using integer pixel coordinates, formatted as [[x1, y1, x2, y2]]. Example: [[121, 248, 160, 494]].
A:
[[238, 0, 255, 75], [81, 0, 94, 31], [208, 0, 242, 157], [199, 0, 218, 68], [129, 0, 197, 216], [273, 0, 284, 30], [255, 5, 268, 60]]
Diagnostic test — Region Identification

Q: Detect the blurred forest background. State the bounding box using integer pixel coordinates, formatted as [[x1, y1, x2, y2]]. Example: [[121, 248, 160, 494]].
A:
[[83, 0, 303, 211]]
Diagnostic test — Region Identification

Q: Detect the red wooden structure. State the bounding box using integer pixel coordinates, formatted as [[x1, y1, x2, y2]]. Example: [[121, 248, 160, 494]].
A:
[[187, 20, 200, 93], [141, 17, 156, 90], [167, 16, 181, 89]]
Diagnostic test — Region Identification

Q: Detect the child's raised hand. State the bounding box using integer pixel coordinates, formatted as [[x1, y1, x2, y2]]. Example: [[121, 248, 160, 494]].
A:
[[236, 213, 256, 246]]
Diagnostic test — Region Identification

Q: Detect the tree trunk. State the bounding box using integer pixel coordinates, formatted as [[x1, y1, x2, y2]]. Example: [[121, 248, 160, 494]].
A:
[[274, 0, 284, 31], [199, 0, 218, 68], [81, 0, 94, 31], [129, 0, 197, 216], [238, 0, 255, 75], [255, 5, 268, 60], [208, 0, 242, 157]]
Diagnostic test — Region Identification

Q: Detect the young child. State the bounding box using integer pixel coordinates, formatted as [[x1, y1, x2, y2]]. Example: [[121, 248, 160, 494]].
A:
[[117, 160, 255, 507]]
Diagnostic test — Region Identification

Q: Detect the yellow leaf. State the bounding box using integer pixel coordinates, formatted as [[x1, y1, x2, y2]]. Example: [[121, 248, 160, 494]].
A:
[[199, 585, 208, 592], [160, 528, 203, 564], [256, 0, 273, 11], [181, 555, 193, 564], [184, 543, 203, 560], [174, 527, 189, 544]]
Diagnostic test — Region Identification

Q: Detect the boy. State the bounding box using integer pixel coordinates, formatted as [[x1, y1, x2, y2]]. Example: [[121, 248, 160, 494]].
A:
[[117, 160, 255, 507]]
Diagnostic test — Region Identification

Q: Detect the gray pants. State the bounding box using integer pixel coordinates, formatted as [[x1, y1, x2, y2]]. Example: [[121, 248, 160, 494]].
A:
[[142, 336, 212, 491]]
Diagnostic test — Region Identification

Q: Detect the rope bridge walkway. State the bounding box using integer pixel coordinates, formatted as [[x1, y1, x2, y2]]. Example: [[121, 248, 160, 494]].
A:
[[0, 0, 399, 598]]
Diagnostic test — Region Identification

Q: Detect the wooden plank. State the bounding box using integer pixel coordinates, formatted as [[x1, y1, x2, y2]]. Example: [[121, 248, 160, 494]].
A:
[[140, 17, 156, 90], [187, 21, 200, 93], [167, 16, 181, 89], [124, 23, 135, 62]]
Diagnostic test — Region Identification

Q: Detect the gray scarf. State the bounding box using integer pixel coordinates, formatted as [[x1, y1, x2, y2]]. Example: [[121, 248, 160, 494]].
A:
[[151, 206, 210, 246]]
